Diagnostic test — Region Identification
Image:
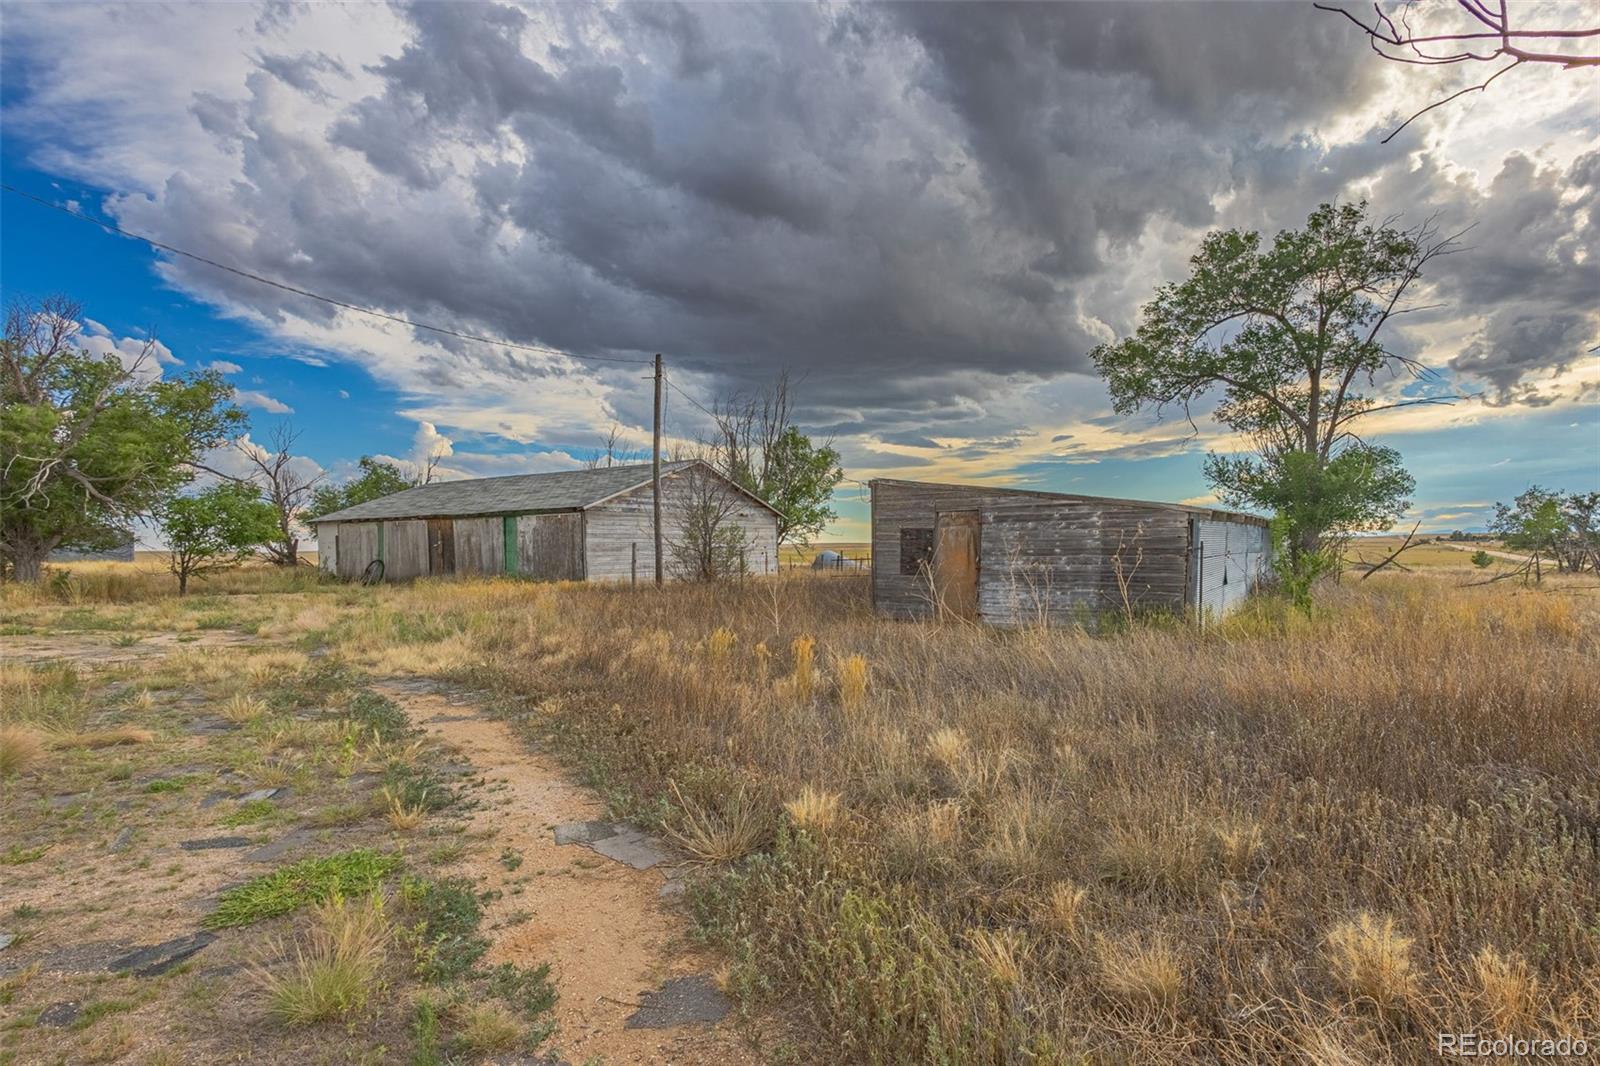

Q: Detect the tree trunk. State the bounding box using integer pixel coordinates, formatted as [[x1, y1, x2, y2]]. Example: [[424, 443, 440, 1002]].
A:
[[11, 546, 45, 584], [179, 569, 189, 595]]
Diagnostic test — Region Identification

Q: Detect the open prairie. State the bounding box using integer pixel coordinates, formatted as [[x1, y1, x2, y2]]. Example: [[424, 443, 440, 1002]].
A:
[[2, 563, 1596, 1064]]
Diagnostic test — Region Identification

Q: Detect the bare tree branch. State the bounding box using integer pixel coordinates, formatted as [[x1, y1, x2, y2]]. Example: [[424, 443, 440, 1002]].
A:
[[1315, 1, 1598, 139]]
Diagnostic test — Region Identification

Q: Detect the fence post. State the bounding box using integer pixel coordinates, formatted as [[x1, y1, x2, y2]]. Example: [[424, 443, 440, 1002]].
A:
[[631, 542, 637, 587]]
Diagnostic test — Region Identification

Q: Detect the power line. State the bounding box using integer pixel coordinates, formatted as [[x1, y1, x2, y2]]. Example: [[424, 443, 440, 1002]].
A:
[[2, 183, 653, 366], [663, 374, 718, 419]]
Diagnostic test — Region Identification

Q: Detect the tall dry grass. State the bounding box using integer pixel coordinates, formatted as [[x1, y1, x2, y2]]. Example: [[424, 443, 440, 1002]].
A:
[[428, 571, 1600, 1063]]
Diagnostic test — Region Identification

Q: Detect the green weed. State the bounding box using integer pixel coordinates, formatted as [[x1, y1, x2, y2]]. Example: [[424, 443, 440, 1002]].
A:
[[206, 849, 400, 928]]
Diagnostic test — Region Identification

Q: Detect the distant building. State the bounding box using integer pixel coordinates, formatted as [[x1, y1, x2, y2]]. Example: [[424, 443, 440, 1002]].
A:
[[48, 535, 136, 563], [869, 478, 1270, 625], [312, 461, 780, 582]]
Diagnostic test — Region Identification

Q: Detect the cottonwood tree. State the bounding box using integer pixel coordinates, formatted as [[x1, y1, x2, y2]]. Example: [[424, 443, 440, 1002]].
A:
[[1316, 1, 1600, 141], [1, 296, 242, 582], [1090, 202, 1461, 592], [158, 481, 279, 594], [1490, 486, 1600, 580], [713, 373, 843, 546], [309, 455, 430, 518]]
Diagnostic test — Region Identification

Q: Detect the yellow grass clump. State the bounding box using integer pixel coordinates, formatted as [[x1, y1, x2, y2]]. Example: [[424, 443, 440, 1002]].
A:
[[1324, 912, 1418, 1013], [705, 626, 737, 663], [383, 786, 428, 831], [51, 725, 156, 749], [0, 726, 45, 777], [220, 692, 269, 724], [784, 786, 843, 832], [252, 893, 390, 1025], [1094, 933, 1185, 1013], [833, 653, 869, 710], [787, 635, 816, 701], [1469, 946, 1542, 1031]]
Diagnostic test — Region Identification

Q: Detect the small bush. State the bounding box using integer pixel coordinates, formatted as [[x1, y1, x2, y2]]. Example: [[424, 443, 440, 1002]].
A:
[[347, 691, 411, 744], [398, 876, 488, 982]]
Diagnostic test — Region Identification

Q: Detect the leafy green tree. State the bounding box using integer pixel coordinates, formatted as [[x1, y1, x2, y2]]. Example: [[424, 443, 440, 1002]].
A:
[[1090, 202, 1454, 588], [1470, 550, 1493, 568], [753, 426, 845, 547], [158, 482, 279, 594], [1490, 486, 1572, 582], [1, 297, 243, 583], [713, 374, 844, 546], [308, 457, 417, 518]]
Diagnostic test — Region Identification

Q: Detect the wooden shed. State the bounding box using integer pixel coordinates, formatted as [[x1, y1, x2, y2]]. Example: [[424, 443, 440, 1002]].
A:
[[870, 478, 1270, 625], [313, 461, 780, 583]]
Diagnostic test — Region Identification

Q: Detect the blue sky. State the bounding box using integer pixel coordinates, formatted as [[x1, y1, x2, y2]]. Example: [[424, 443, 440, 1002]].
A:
[[2, 3, 1595, 543]]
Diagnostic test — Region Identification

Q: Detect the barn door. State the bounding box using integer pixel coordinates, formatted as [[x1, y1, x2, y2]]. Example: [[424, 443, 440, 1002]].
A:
[[933, 510, 980, 620], [427, 518, 455, 576]]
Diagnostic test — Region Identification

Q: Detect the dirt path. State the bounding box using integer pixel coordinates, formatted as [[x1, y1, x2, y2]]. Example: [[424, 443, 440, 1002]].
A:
[[1441, 543, 1530, 564], [376, 680, 759, 1066]]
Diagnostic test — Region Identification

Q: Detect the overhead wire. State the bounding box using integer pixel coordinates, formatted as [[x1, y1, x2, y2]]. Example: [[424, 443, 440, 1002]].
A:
[[1, 183, 653, 366]]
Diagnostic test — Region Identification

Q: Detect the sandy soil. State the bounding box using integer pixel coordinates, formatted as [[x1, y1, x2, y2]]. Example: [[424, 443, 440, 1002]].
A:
[[378, 680, 760, 1065]]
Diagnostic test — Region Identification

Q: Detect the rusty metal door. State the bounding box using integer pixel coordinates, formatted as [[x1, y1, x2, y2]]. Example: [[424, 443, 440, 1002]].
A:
[[933, 510, 980, 620]]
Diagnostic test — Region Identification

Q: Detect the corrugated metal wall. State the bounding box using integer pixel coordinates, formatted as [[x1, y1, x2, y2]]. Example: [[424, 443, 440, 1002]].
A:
[[1191, 518, 1270, 618]]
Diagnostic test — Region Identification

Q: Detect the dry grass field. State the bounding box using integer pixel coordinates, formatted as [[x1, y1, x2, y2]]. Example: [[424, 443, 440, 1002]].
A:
[[2, 558, 1596, 1063]]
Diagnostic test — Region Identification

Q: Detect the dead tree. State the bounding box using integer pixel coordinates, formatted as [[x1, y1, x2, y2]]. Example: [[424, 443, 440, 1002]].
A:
[[1315, 1, 1600, 142], [227, 424, 323, 567], [1356, 520, 1422, 580], [665, 456, 748, 582]]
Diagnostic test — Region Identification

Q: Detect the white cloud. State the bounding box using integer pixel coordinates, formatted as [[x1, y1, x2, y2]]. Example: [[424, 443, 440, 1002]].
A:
[[234, 389, 293, 414], [205, 359, 243, 373], [78, 318, 180, 385]]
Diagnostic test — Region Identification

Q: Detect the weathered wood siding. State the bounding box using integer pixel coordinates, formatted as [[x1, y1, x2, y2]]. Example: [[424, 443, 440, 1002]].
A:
[[870, 479, 1065, 619], [978, 501, 1189, 626], [333, 522, 378, 580], [583, 472, 779, 583], [382, 520, 430, 580], [451, 517, 503, 576], [316, 524, 337, 574], [516, 513, 584, 581]]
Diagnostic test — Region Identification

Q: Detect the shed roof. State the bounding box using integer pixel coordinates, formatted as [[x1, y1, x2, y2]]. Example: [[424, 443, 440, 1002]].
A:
[[869, 477, 1268, 526], [313, 461, 697, 523]]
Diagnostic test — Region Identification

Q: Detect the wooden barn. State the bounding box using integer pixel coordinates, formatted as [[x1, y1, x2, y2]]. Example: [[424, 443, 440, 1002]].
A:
[[313, 461, 780, 583], [870, 478, 1270, 625]]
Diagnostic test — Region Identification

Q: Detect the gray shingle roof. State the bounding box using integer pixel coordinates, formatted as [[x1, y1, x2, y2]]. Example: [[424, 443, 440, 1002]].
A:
[[311, 461, 695, 523]]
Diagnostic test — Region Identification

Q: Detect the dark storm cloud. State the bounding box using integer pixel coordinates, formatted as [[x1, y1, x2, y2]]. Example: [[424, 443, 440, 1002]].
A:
[[108, 0, 1596, 438]]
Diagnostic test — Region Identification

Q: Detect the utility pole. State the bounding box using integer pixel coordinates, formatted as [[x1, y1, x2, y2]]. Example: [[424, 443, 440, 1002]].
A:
[[652, 353, 664, 587]]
